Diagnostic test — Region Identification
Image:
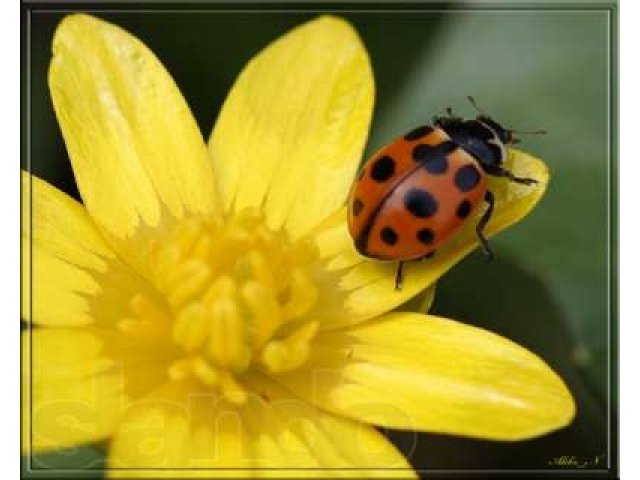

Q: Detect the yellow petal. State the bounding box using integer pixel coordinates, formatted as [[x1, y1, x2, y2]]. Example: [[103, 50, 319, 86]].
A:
[[48, 14, 218, 263], [22, 326, 176, 453], [21, 172, 161, 327], [274, 312, 575, 441], [243, 374, 414, 478], [395, 284, 436, 314], [23, 328, 126, 452], [108, 380, 253, 478], [209, 15, 374, 240], [22, 172, 110, 325], [309, 149, 548, 329], [108, 376, 414, 478], [21, 172, 114, 269]]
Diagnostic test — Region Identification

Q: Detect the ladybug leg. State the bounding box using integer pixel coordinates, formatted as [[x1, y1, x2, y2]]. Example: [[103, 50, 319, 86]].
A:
[[394, 261, 405, 291], [492, 165, 538, 186], [476, 191, 495, 261]]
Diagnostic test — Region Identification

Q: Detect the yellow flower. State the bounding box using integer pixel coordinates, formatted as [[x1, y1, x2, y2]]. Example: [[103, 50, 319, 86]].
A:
[[22, 14, 575, 477]]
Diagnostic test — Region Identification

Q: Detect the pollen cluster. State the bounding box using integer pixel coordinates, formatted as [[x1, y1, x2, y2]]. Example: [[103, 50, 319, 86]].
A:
[[119, 211, 320, 404]]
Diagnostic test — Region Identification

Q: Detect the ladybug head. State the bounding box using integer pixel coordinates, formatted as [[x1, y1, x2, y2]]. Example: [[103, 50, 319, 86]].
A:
[[433, 114, 511, 171], [434, 98, 545, 173], [475, 115, 514, 144], [475, 113, 547, 148]]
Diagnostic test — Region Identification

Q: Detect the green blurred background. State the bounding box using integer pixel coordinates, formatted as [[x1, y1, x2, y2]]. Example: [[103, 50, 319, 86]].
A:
[[24, 5, 615, 475]]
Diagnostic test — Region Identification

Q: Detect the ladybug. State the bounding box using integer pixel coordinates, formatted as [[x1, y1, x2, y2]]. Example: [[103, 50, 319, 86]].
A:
[[347, 98, 543, 290]]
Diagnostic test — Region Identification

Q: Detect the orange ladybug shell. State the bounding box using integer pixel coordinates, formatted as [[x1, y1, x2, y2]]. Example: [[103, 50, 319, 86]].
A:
[[348, 125, 488, 260]]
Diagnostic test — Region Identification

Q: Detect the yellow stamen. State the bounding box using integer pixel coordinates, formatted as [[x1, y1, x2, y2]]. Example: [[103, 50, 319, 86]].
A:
[[240, 280, 283, 348], [172, 302, 209, 352], [168, 262, 212, 308], [248, 249, 276, 293], [191, 356, 219, 386], [208, 295, 251, 373], [202, 275, 236, 307], [117, 294, 170, 341], [136, 213, 320, 404], [281, 268, 318, 320], [219, 371, 248, 405], [130, 294, 168, 323], [168, 357, 192, 381], [261, 321, 319, 373]]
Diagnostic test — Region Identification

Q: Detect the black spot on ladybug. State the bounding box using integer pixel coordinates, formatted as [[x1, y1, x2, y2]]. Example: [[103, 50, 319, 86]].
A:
[[380, 226, 398, 246], [404, 188, 438, 218], [424, 154, 448, 174], [417, 228, 434, 245], [412, 144, 432, 163], [352, 198, 364, 216], [404, 125, 434, 141], [413, 141, 457, 174], [454, 164, 481, 192], [456, 199, 472, 219], [370, 155, 395, 182], [435, 140, 459, 155], [355, 233, 368, 254]]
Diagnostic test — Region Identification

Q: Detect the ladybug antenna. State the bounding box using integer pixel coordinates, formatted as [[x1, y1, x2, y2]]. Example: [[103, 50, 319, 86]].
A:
[[467, 96, 487, 115], [510, 128, 547, 135], [508, 127, 546, 145]]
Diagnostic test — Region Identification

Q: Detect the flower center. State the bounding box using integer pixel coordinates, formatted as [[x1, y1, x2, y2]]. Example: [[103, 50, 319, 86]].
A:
[[120, 210, 319, 404]]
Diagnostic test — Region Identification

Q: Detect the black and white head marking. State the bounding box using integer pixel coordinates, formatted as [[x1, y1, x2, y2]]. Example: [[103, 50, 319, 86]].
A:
[[476, 119, 507, 165], [432, 115, 509, 171]]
